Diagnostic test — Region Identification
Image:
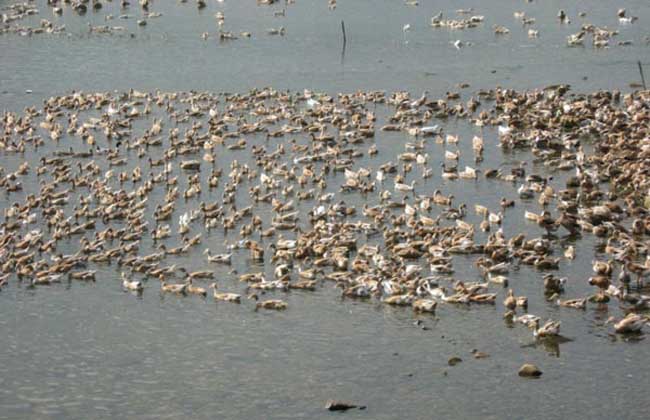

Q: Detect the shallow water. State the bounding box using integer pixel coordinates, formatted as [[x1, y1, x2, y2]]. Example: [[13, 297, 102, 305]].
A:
[[1, 1, 650, 419]]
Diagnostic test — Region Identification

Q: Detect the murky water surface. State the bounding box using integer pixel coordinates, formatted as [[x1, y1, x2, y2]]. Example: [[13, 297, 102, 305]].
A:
[[1, 1, 650, 419]]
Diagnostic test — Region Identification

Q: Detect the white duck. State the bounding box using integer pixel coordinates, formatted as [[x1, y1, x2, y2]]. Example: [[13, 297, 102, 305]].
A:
[[394, 180, 416, 193], [121, 272, 144, 292], [203, 249, 232, 264]]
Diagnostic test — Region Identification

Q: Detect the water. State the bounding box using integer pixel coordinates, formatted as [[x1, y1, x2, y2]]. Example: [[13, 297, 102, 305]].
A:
[[1, 1, 650, 419]]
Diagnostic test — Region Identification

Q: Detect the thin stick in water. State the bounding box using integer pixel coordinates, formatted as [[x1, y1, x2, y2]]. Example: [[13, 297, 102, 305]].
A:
[[638, 61, 646, 90], [340, 20, 347, 64]]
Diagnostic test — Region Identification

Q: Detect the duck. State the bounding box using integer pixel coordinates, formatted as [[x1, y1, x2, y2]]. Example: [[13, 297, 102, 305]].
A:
[[394, 180, 416, 193], [180, 268, 214, 280], [592, 259, 613, 276], [537, 211, 558, 234], [534, 256, 560, 270], [588, 275, 611, 291], [186, 279, 207, 297], [444, 150, 460, 161], [503, 289, 517, 310], [609, 313, 648, 334], [0, 271, 11, 290], [255, 299, 288, 310], [516, 296, 528, 308], [158, 243, 188, 255], [246, 240, 265, 261], [289, 279, 317, 291], [543, 274, 566, 294], [512, 313, 540, 328], [618, 265, 631, 290], [297, 267, 321, 280], [180, 160, 201, 170], [517, 184, 535, 199], [625, 256, 650, 288], [487, 273, 508, 287], [342, 283, 371, 298], [412, 298, 437, 313], [458, 166, 479, 180], [383, 293, 415, 306], [160, 281, 188, 294], [454, 281, 488, 295], [209, 283, 241, 303], [432, 189, 453, 206], [469, 293, 497, 304], [68, 270, 96, 281], [477, 260, 510, 275], [203, 249, 232, 264], [442, 292, 471, 304], [557, 297, 587, 309], [30, 274, 64, 286], [488, 211, 503, 225], [532, 319, 561, 338], [274, 263, 292, 279], [564, 246, 576, 260], [500, 197, 515, 209]]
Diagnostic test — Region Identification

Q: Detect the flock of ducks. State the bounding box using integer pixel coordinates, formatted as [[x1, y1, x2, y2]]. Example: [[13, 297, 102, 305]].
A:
[[438, 7, 644, 50], [0, 0, 294, 38], [2, 1, 645, 52], [2, 85, 650, 347]]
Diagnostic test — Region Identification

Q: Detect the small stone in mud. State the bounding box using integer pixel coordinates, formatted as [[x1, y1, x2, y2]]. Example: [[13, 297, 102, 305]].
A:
[[448, 356, 463, 366], [518, 364, 542, 377], [325, 400, 359, 411]]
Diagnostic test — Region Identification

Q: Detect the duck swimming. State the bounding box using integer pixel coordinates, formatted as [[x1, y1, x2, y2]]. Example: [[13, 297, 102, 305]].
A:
[[609, 313, 648, 334], [532, 319, 561, 338], [160, 281, 188, 295], [121, 272, 143, 292], [186, 279, 207, 297], [204, 249, 232, 264], [255, 299, 288, 310], [412, 298, 437, 313], [209, 283, 241, 303]]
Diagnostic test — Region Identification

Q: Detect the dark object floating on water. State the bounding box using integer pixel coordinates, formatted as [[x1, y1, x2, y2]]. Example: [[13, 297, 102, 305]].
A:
[[472, 349, 490, 359], [325, 400, 365, 411], [448, 356, 463, 366], [518, 363, 543, 377]]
